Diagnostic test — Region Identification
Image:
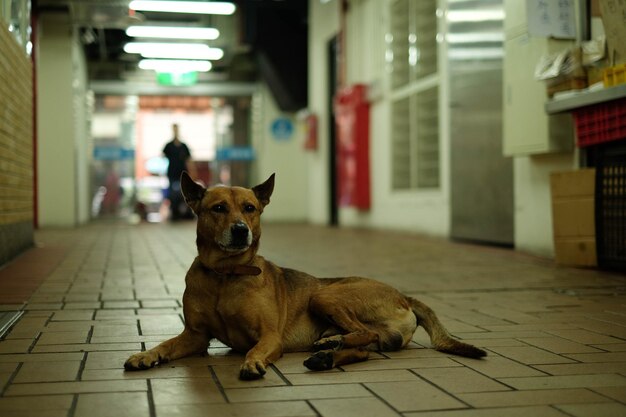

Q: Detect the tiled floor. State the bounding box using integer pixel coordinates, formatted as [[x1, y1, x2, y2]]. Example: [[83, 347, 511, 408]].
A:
[[1, 221, 626, 417]]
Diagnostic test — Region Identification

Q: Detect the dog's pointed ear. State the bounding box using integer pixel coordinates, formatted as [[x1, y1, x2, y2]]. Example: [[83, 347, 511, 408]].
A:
[[252, 173, 275, 207], [180, 171, 205, 214]]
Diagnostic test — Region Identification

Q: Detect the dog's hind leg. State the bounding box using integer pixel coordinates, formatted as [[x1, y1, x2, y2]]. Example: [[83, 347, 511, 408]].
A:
[[304, 348, 370, 371], [124, 328, 210, 371], [309, 294, 380, 351]]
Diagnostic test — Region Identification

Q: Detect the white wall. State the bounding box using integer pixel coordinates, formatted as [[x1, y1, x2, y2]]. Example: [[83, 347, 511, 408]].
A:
[[37, 13, 90, 227], [307, 0, 451, 236], [251, 84, 308, 222]]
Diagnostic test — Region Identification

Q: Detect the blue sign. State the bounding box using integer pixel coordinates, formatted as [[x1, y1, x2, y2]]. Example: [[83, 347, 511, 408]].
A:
[[94, 146, 135, 161], [216, 147, 255, 161], [270, 118, 294, 141]]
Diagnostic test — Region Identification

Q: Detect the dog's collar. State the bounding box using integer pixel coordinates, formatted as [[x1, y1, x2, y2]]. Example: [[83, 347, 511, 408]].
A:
[[208, 264, 262, 276]]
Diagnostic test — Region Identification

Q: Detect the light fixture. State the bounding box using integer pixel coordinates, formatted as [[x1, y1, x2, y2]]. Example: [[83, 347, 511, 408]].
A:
[[124, 42, 224, 60], [446, 33, 504, 43], [129, 1, 236, 15], [446, 10, 505, 23], [126, 26, 220, 40], [138, 59, 212, 72]]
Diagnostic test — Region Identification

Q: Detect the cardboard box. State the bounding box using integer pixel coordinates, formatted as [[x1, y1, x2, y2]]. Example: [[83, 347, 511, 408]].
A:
[[550, 169, 597, 267], [600, 0, 626, 65]]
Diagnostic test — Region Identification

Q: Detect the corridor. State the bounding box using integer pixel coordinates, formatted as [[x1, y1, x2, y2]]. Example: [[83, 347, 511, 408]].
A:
[[0, 222, 625, 416]]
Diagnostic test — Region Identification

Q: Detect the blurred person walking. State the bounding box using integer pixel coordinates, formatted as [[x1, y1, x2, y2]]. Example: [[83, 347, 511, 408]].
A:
[[163, 123, 197, 220]]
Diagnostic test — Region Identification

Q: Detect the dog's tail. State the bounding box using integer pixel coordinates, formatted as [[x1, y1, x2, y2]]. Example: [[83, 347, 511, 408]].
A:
[[407, 297, 487, 359]]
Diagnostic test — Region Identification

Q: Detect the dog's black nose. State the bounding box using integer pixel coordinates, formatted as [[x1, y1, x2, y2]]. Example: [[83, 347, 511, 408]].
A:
[[231, 222, 249, 241]]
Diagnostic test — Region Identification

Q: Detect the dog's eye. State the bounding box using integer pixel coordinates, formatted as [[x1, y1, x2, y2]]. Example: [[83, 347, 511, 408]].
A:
[[244, 204, 256, 213], [211, 204, 227, 213]]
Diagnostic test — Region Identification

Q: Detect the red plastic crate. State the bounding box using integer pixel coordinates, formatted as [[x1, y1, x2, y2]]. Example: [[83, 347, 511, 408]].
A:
[[573, 98, 626, 147]]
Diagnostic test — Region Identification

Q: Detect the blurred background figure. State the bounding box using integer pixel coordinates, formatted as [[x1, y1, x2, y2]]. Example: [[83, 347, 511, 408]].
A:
[[163, 123, 198, 220]]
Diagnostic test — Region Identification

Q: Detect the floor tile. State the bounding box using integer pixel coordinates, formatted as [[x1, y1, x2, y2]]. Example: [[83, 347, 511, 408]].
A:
[[1, 410, 69, 417], [534, 362, 626, 375], [403, 405, 571, 417], [487, 346, 575, 365], [84, 351, 137, 370], [0, 352, 84, 363], [564, 352, 626, 363], [453, 356, 546, 378], [365, 380, 466, 412], [5, 379, 147, 396], [81, 365, 212, 380], [518, 337, 603, 354], [32, 342, 141, 353], [74, 392, 150, 417], [154, 400, 316, 417], [498, 374, 626, 390], [151, 378, 225, 405], [554, 402, 626, 417], [0, 395, 73, 411], [457, 388, 610, 407], [545, 329, 624, 345], [413, 367, 511, 393], [226, 383, 370, 403], [287, 369, 418, 385], [589, 386, 626, 402], [37, 331, 89, 345], [0, 340, 33, 354], [310, 397, 400, 417], [13, 361, 81, 383]]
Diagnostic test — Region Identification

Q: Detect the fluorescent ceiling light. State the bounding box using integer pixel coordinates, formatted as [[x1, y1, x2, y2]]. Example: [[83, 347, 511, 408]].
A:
[[129, 1, 236, 15], [446, 33, 504, 43], [139, 59, 212, 72], [126, 26, 219, 40], [447, 10, 505, 22], [124, 42, 224, 60]]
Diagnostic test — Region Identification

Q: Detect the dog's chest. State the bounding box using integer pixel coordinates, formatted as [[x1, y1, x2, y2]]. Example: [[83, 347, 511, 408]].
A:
[[208, 280, 266, 350]]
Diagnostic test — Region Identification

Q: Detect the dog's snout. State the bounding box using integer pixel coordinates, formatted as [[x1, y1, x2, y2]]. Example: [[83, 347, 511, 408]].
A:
[[231, 222, 249, 239]]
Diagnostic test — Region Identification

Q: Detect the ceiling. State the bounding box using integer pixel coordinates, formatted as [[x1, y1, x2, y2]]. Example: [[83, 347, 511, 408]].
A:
[[33, 0, 309, 110]]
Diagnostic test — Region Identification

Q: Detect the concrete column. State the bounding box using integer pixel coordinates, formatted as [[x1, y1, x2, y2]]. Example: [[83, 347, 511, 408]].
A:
[[36, 13, 89, 227]]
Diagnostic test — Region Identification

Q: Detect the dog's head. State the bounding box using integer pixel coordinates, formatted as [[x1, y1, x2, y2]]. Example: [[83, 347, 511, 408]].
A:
[[180, 172, 274, 267]]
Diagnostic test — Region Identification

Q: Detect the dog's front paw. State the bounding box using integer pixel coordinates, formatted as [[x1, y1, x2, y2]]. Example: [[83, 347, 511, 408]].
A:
[[124, 351, 164, 371], [239, 360, 266, 380]]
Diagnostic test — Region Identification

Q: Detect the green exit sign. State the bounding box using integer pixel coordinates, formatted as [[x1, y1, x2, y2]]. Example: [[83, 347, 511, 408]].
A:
[[157, 71, 198, 86]]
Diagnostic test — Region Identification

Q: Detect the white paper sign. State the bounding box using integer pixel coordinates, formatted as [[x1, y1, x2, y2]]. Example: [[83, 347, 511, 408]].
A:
[[526, 0, 577, 39]]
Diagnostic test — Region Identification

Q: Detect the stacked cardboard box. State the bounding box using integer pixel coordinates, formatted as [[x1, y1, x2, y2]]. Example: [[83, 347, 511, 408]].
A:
[[550, 169, 597, 267]]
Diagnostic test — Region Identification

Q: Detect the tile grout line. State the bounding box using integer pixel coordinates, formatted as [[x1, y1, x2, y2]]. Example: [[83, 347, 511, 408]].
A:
[[67, 393, 79, 417], [0, 362, 23, 396], [359, 383, 405, 416], [146, 379, 157, 417], [26, 331, 43, 354], [406, 368, 475, 409], [270, 363, 293, 385], [587, 387, 626, 406], [208, 365, 230, 403], [447, 354, 552, 383], [549, 404, 579, 417], [305, 399, 322, 417], [76, 351, 88, 381]]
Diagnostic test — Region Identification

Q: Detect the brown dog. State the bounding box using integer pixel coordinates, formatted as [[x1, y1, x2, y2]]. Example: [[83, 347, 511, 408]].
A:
[[124, 173, 486, 379]]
